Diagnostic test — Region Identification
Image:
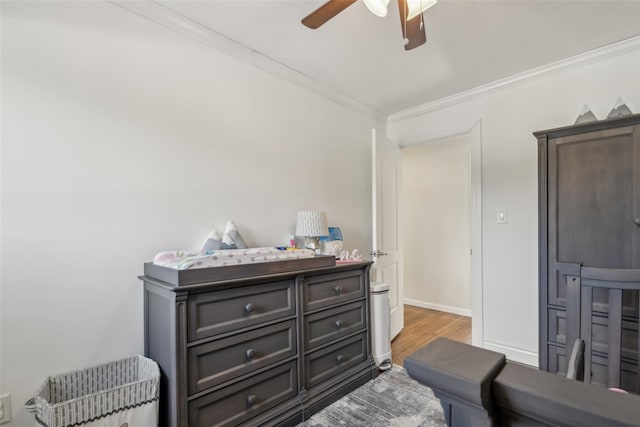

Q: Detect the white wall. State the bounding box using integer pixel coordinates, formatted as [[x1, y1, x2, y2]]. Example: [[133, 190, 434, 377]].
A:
[[402, 135, 471, 315], [388, 44, 640, 364], [0, 2, 379, 424]]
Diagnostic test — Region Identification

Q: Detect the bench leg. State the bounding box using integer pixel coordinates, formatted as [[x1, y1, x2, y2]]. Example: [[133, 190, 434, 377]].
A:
[[435, 393, 498, 427]]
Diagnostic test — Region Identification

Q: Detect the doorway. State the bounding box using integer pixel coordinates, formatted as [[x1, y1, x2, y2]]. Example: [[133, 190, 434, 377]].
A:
[[376, 119, 482, 351], [401, 134, 472, 317]]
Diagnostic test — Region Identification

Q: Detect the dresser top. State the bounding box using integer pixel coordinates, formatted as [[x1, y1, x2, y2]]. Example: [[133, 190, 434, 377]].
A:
[[140, 259, 372, 292]]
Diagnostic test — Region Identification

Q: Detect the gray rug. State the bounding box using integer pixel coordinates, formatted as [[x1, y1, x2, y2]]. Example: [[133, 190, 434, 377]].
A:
[[297, 365, 446, 426]]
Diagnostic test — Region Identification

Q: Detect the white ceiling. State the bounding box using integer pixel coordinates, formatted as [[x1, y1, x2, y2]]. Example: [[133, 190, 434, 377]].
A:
[[150, 0, 640, 115]]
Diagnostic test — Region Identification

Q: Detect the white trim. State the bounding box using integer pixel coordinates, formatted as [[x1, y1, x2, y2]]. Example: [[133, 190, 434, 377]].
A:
[[396, 120, 478, 148], [108, 0, 386, 123], [388, 36, 640, 124], [483, 341, 538, 367], [404, 299, 471, 317], [468, 120, 483, 349]]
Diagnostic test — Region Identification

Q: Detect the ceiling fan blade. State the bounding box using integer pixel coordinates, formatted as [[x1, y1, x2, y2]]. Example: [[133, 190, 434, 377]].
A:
[[398, 0, 427, 51], [302, 0, 358, 29]]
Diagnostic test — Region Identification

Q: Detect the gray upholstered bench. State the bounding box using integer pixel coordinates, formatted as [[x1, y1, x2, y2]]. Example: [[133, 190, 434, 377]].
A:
[[405, 337, 640, 427], [493, 362, 640, 426], [404, 337, 505, 427]]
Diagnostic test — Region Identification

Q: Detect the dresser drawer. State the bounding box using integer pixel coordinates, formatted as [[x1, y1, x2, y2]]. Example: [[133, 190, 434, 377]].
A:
[[188, 319, 297, 394], [304, 301, 366, 350], [188, 280, 295, 341], [304, 270, 365, 312], [188, 361, 298, 427], [305, 332, 367, 388]]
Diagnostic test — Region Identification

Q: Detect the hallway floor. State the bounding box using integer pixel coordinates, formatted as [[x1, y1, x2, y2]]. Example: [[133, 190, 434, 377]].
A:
[[391, 305, 472, 366]]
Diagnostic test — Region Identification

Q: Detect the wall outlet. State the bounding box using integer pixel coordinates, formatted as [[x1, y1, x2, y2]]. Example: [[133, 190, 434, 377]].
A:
[[0, 394, 11, 424]]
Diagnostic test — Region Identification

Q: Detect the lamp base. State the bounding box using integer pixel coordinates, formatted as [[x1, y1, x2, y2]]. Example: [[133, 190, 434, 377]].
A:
[[304, 236, 321, 254]]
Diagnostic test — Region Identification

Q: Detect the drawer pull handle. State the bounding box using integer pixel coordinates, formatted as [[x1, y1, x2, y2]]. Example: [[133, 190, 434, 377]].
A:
[[245, 348, 256, 360], [336, 354, 344, 364], [245, 303, 255, 313], [335, 320, 344, 329], [247, 394, 257, 406], [333, 285, 342, 294]]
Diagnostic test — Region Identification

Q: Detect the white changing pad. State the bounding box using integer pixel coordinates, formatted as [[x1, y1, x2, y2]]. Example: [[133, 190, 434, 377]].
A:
[[153, 247, 316, 270]]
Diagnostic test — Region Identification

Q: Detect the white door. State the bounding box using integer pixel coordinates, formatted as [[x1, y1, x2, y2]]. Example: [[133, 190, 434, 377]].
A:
[[372, 129, 404, 339]]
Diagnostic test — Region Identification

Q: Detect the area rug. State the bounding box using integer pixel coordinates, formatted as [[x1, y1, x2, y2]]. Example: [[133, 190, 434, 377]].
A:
[[297, 365, 446, 427]]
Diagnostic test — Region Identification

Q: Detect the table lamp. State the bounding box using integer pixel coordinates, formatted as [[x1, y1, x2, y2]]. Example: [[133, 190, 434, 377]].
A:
[[295, 211, 328, 253]]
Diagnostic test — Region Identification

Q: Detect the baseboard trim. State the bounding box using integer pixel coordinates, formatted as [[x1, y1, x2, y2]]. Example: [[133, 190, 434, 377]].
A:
[[404, 299, 472, 317], [482, 341, 538, 367]]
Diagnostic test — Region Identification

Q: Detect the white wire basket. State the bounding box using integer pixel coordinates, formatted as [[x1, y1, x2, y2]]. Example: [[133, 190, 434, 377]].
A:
[[25, 355, 159, 427]]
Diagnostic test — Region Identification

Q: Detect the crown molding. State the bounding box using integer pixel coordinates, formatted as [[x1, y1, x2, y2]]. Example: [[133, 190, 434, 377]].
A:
[[394, 119, 479, 147], [388, 35, 640, 125], [108, 0, 386, 123]]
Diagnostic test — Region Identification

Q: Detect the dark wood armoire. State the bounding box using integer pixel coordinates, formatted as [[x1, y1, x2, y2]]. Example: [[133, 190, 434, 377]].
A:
[[536, 113, 640, 390]]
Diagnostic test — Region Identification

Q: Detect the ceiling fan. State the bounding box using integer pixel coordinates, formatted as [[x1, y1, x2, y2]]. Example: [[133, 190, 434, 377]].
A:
[[302, 0, 437, 51]]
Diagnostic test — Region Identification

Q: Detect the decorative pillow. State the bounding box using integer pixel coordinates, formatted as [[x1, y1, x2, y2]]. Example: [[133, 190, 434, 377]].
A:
[[220, 241, 237, 250], [202, 230, 222, 251], [222, 220, 248, 249]]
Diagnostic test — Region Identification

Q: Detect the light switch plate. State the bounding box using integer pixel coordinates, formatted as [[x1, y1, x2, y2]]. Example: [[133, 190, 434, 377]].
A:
[[497, 209, 507, 224]]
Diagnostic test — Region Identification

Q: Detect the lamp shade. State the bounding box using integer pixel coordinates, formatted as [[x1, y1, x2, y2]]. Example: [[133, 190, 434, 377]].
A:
[[296, 211, 329, 237], [363, 0, 390, 17], [406, 0, 437, 20]]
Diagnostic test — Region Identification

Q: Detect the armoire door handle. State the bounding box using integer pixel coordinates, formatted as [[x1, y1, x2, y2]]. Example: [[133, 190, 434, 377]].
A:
[[634, 218, 640, 226]]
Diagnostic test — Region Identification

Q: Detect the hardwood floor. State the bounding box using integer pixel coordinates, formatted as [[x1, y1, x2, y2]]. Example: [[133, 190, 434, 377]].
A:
[[391, 305, 471, 366]]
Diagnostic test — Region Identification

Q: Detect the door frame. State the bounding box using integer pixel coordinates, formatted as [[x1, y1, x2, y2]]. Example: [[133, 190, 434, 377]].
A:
[[391, 119, 484, 348]]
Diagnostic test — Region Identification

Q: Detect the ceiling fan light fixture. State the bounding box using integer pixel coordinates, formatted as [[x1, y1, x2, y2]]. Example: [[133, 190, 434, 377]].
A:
[[406, 0, 437, 20], [301, 0, 428, 51], [363, 0, 390, 17]]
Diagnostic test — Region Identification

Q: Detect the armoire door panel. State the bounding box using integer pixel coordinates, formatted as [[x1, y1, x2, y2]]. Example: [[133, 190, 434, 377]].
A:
[[554, 133, 634, 269]]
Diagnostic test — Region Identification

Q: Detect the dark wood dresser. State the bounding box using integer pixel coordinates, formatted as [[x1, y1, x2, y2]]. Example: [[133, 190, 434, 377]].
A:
[[535, 114, 640, 389], [140, 259, 376, 426]]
